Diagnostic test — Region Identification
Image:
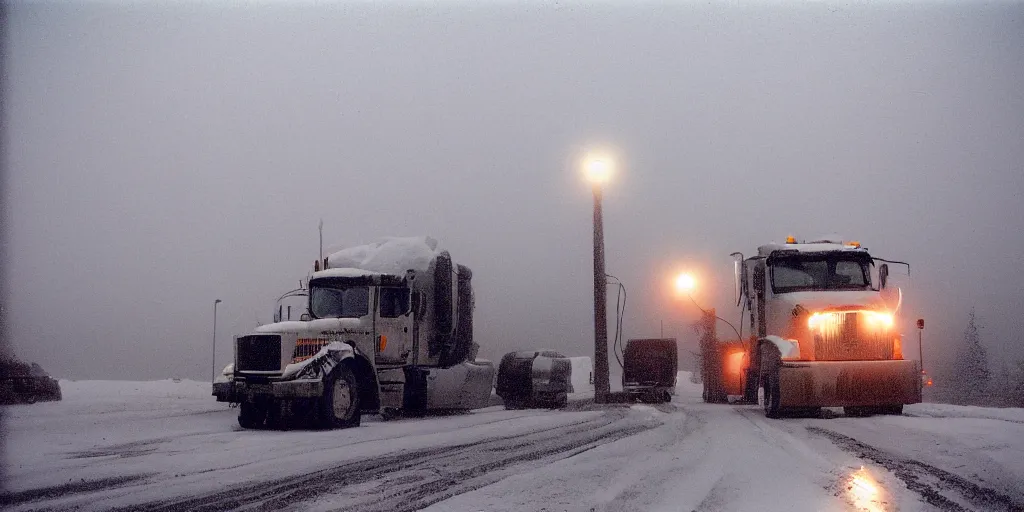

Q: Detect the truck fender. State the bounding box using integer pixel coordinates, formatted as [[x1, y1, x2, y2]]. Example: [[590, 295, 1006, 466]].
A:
[[760, 335, 800, 360], [283, 342, 381, 412], [284, 341, 356, 380]]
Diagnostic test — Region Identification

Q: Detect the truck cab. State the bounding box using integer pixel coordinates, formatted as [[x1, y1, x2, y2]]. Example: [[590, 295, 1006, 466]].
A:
[[215, 237, 490, 429], [301, 269, 414, 366], [733, 238, 921, 417], [747, 240, 900, 362]]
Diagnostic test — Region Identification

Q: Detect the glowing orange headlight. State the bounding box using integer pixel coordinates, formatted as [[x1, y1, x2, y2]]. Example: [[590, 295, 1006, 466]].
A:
[[864, 311, 894, 329]]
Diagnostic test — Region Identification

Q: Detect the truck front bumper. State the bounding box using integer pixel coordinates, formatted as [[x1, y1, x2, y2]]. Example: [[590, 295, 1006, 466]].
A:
[[213, 379, 323, 403], [779, 359, 922, 408]]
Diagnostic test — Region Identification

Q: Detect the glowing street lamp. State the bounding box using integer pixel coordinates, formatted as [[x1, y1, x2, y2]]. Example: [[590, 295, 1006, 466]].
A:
[[585, 154, 613, 403], [673, 272, 741, 340], [585, 157, 612, 185], [675, 273, 696, 296]]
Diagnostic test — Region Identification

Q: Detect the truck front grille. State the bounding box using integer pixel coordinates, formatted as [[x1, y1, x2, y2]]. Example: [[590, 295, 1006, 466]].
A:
[[292, 338, 330, 363], [813, 312, 893, 361], [236, 335, 282, 371]]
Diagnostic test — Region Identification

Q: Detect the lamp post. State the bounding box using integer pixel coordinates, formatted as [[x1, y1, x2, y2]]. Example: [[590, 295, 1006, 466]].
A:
[[675, 273, 743, 403], [211, 299, 222, 384], [674, 273, 742, 340], [585, 156, 612, 403]]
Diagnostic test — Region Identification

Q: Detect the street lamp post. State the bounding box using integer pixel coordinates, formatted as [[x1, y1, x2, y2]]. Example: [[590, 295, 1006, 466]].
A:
[[586, 156, 612, 403], [211, 299, 222, 384], [674, 273, 742, 340], [674, 273, 742, 403]]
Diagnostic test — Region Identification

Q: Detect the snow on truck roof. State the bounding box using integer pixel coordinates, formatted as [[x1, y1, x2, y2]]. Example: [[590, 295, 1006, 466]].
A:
[[311, 268, 384, 279], [758, 240, 869, 257], [325, 236, 443, 275]]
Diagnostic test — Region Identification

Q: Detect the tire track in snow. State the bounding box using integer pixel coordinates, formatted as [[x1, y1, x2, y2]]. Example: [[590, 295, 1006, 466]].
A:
[[0, 475, 153, 508], [111, 410, 656, 512], [808, 426, 1024, 511]]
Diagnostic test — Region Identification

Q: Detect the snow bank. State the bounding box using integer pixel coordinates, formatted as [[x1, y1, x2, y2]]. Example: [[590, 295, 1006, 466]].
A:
[[326, 236, 442, 275], [568, 356, 593, 394], [906, 402, 1024, 423], [675, 370, 702, 398]]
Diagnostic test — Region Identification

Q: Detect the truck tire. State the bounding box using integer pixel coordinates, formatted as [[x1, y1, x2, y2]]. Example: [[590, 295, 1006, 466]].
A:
[[504, 396, 526, 410], [844, 406, 871, 417], [403, 367, 428, 418], [874, 405, 904, 415], [433, 251, 454, 342], [319, 365, 361, 429], [760, 344, 782, 419], [441, 264, 474, 367], [238, 402, 265, 429], [549, 393, 568, 409]]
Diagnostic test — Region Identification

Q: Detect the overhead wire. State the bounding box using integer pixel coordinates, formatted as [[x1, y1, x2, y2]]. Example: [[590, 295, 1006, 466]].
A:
[[606, 274, 627, 370]]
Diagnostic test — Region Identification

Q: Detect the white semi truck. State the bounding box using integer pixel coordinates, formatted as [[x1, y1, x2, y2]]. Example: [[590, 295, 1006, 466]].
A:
[[704, 237, 922, 417], [214, 237, 494, 429]]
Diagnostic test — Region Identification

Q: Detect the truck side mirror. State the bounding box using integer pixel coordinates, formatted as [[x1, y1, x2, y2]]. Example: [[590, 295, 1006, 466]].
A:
[[730, 253, 745, 307], [879, 264, 889, 290], [733, 261, 742, 307]]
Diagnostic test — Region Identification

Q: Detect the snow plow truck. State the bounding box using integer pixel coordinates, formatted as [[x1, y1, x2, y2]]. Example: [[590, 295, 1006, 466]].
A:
[[703, 237, 922, 418], [214, 236, 494, 429]]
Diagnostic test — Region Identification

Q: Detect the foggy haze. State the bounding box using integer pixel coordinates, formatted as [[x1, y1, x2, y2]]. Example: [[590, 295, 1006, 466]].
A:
[[2, 2, 1022, 381]]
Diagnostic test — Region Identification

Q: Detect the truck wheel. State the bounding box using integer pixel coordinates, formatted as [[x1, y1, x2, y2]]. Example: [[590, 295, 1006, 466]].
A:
[[552, 393, 568, 409], [760, 345, 782, 419], [403, 367, 428, 418], [319, 365, 361, 429], [875, 405, 904, 415], [844, 406, 872, 417], [504, 396, 524, 410], [238, 402, 264, 429], [380, 407, 400, 421]]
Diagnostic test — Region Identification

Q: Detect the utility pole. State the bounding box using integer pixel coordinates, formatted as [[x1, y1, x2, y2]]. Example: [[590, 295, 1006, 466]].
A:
[[592, 183, 609, 403], [701, 308, 725, 403]]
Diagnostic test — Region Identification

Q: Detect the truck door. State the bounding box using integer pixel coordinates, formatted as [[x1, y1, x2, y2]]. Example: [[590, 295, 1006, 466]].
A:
[[375, 286, 413, 365]]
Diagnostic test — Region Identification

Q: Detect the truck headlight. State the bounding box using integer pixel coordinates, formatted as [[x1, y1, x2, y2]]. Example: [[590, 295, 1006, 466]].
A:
[[807, 312, 841, 330], [864, 311, 894, 329]]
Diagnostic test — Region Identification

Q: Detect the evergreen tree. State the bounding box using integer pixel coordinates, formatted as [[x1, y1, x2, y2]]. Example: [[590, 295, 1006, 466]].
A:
[[951, 308, 991, 404], [1012, 360, 1024, 407]]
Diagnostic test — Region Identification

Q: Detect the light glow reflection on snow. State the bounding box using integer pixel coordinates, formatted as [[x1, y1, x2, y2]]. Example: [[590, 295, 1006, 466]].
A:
[[847, 466, 885, 512]]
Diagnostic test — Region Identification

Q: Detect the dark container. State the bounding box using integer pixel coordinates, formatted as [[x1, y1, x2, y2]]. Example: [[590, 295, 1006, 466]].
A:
[[622, 338, 678, 402]]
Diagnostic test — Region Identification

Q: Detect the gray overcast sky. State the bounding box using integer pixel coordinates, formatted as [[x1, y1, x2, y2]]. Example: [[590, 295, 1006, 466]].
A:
[[2, 2, 1022, 380]]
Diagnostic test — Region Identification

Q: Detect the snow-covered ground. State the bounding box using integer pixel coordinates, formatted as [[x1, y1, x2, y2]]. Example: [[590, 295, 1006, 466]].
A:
[[2, 376, 1023, 511]]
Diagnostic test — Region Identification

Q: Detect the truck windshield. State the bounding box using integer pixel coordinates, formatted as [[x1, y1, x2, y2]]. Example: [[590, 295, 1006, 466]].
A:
[[310, 285, 369, 318], [770, 254, 871, 293]]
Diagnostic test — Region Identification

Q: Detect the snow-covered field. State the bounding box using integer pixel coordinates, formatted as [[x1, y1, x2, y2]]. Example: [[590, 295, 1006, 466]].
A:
[[2, 376, 1023, 511]]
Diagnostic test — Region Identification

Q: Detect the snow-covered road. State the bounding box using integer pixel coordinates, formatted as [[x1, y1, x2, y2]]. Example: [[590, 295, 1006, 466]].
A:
[[3, 378, 1023, 511]]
